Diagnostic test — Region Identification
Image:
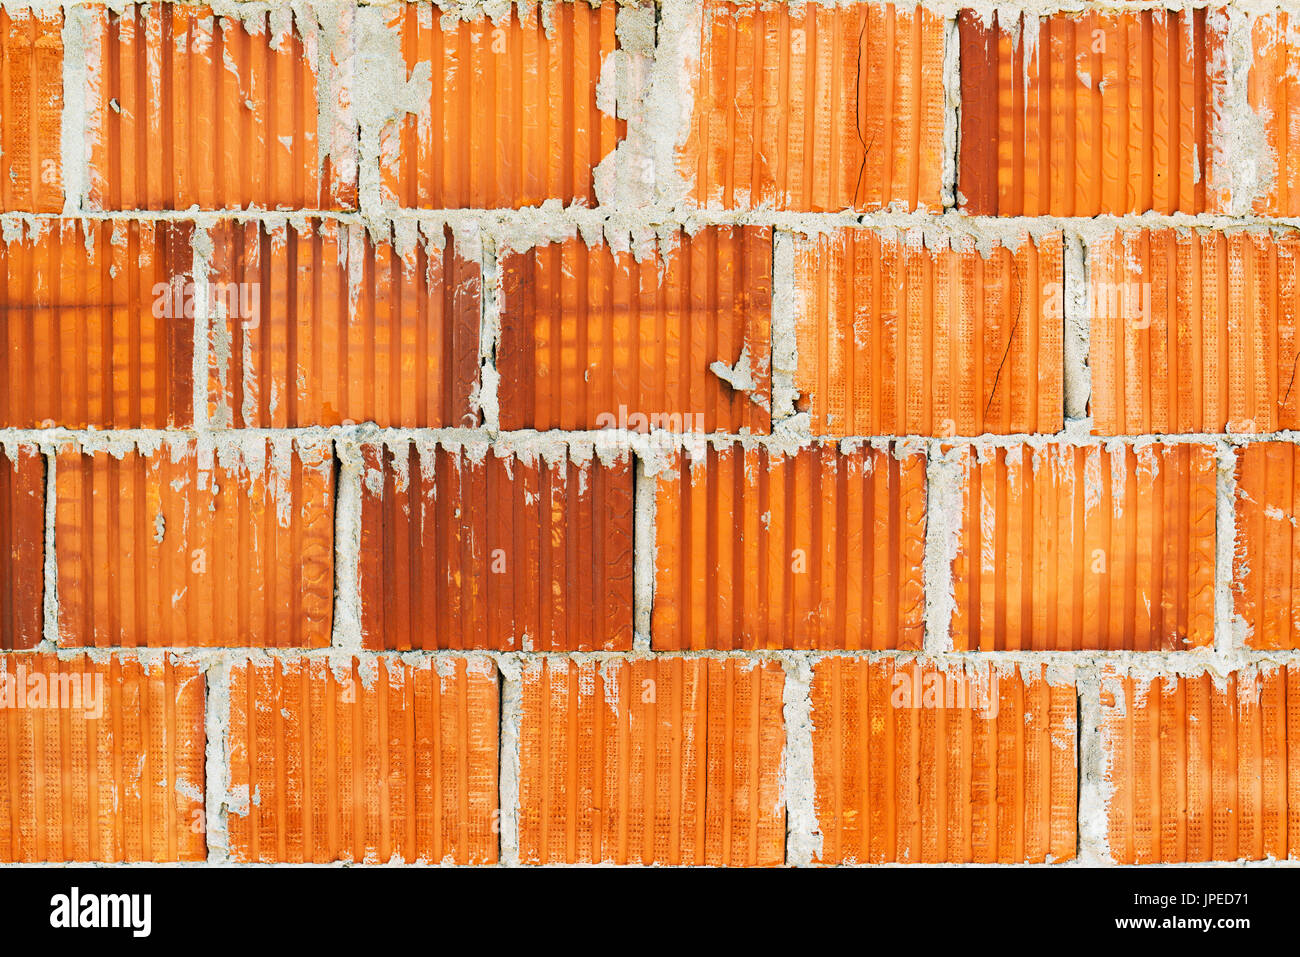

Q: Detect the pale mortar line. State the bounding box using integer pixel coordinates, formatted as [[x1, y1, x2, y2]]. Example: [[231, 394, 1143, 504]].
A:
[[203, 657, 232, 864], [632, 454, 656, 652], [497, 653, 522, 867], [780, 654, 821, 867], [331, 434, 364, 651]]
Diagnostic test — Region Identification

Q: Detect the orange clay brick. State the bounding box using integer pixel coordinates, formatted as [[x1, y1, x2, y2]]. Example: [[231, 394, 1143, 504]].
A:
[[381, 0, 626, 209], [685, 1, 943, 212], [1090, 229, 1300, 436], [653, 441, 925, 650], [1101, 666, 1300, 863], [498, 227, 772, 433], [0, 219, 195, 429], [0, 7, 62, 212], [55, 438, 334, 648], [0, 445, 43, 650], [1250, 13, 1300, 216], [1233, 442, 1300, 649], [86, 3, 356, 211], [359, 441, 633, 651], [793, 229, 1064, 437], [0, 654, 206, 862], [207, 219, 480, 429], [811, 658, 1077, 864], [517, 657, 785, 866], [226, 656, 499, 865], [959, 9, 1228, 216], [951, 443, 1216, 651]]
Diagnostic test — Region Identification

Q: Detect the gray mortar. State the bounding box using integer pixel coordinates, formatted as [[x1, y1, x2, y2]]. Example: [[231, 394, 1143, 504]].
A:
[[59, 4, 89, 215], [332, 433, 365, 650], [632, 454, 656, 651], [923, 443, 964, 653], [770, 230, 800, 422], [1062, 230, 1091, 427], [497, 653, 522, 867], [780, 655, 821, 866], [1074, 665, 1111, 865], [203, 657, 232, 863]]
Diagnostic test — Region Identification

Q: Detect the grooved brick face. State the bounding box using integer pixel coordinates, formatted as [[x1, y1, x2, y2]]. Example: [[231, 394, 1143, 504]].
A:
[[0, 219, 196, 429], [226, 656, 499, 864], [55, 439, 335, 647], [517, 657, 785, 866], [652, 441, 926, 650], [0, 7, 62, 213], [381, 0, 628, 209], [685, 1, 944, 212], [1090, 229, 1300, 436], [0, 654, 206, 863], [358, 441, 633, 651], [793, 229, 1064, 437], [1250, 13, 1300, 216], [0, 446, 43, 650], [498, 226, 772, 433], [811, 658, 1077, 864], [1101, 666, 1300, 863], [1233, 442, 1300, 649], [207, 220, 481, 429], [86, 3, 357, 211], [950, 443, 1217, 651], [959, 9, 1228, 216]]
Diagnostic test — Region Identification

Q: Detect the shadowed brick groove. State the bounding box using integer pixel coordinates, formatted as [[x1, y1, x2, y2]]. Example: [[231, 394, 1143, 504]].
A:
[[2, 0, 1300, 868]]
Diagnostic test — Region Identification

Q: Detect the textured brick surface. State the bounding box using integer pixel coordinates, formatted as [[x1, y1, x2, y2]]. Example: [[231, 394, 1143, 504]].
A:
[[653, 441, 926, 650], [959, 9, 1227, 216], [0, 6, 62, 213], [380, 0, 626, 209], [517, 656, 785, 866], [55, 439, 334, 647], [951, 443, 1217, 651], [810, 658, 1077, 864], [1234, 442, 1300, 649], [0, 445, 43, 650], [359, 441, 633, 651], [684, 0, 943, 211], [0, 219, 196, 429], [227, 655, 498, 864], [86, 3, 356, 210], [1101, 666, 1300, 863], [794, 229, 1064, 437], [0, 654, 206, 862], [6, 0, 1300, 871], [207, 220, 481, 429], [1090, 229, 1300, 435], [498, 227, 772, 433]]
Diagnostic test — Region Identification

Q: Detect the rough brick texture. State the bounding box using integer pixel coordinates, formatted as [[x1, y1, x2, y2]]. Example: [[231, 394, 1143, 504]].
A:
[[517, 656, 785, 865], [226, 655, 498, 864], [811, 658, 1077, 864], [0, 654, 206, 862], [3, 0, 1300, 870]]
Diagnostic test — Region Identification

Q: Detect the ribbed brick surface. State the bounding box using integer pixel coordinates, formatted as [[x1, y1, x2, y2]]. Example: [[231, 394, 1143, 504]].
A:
[[0, 6, 62, 212], [1101, 666, 1300, 863], [1234, 442, 1300, 649], [226, 656, 498, 864], [793, 229, 1064, 437], [0, 445, 43, 651], [0, 219, 196, 429], [359, 441, 633, 651], [498, 227, 772, 433], [684, 0, 943, 211], [950, 443, 1217, 651], [380, 0, 625, 209], [86, 3, 356, 210], [207, 220, 481, 429], [1250, 13, 1300, 216], [653, 441, 926, 650], [1090, 229, 1300, 435], [517, 657, 785, 866], [0, 654, 206, 863], [959, 9, 1227, 216], [810, 658, 1077, 864], [55, 439, 335, 647]]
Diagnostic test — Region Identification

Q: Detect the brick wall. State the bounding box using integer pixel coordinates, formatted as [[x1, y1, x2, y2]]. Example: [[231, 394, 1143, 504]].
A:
[[0, 0, 1297, 867]]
